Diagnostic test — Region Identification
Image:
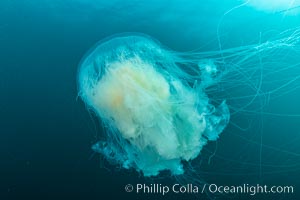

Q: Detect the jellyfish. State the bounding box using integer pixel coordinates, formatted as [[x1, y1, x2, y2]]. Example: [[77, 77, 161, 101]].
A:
[[77, 30, 300, 177]]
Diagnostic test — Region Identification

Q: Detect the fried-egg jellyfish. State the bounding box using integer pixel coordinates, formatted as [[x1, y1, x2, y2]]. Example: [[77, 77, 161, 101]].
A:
[[77, 30, 300, 177]]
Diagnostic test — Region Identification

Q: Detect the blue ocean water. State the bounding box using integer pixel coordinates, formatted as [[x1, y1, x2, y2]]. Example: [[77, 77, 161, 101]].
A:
[[1, 0, 300, 199]]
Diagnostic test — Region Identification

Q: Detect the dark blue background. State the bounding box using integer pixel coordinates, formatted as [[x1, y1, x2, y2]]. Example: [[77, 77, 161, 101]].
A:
[[1, 0, 300, 199]]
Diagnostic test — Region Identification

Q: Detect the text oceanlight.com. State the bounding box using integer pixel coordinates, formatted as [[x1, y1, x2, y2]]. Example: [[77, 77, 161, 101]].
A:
[[124, 183, 294, 196]]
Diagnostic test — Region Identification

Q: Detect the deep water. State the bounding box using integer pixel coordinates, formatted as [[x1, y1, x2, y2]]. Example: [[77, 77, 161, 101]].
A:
[[1, 0, 300, 200]]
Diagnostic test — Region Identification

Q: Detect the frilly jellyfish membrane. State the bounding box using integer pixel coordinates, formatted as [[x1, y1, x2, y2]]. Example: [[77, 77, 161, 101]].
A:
[[77, 29, 300, 181]]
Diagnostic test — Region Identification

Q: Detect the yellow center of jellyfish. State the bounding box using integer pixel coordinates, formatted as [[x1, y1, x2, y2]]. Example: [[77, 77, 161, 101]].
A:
[[89, 56, 206, 163], [92, 57, 171, 139]]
